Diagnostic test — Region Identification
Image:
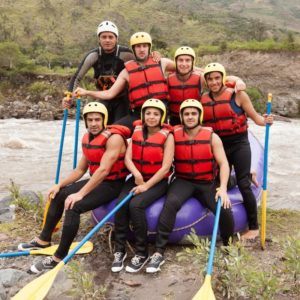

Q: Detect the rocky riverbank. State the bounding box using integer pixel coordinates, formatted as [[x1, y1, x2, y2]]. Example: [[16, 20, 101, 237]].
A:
[[0, 51, 299, 120], [0, 188, 299, 300]]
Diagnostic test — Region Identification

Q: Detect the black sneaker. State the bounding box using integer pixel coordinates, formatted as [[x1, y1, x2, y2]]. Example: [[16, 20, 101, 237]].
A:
[[18, 238, 51, 251], [111, 252, 127, 273], [30, 256, 58, 274], [146, 253, 165, 273], [125, 255, 149, 273]]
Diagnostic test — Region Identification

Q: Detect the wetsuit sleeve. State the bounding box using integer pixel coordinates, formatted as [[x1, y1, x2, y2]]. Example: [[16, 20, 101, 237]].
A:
[[68, 51, 99, 92], [119, 51, 135, 63]]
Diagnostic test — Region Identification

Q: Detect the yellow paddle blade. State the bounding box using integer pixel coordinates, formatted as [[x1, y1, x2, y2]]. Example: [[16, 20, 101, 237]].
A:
[[192, 275, 215, 300], [260, 190, 268, 250], [12, 261, 65, 300], [30, 241, 93, 256], [42, 195, 61, 233]]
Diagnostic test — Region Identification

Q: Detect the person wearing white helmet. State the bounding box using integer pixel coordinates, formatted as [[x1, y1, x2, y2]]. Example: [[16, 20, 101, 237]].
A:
[[18, 102, 131, 274], [74, 31, 176, 132], [146, 99, 234, 274], [64, 20, 135, 124]]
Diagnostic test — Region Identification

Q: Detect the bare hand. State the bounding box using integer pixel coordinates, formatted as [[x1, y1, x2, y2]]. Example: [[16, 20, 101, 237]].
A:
[[47, 184, 60, 200], [215, 187, 231, 209], [263, 114, 274, 125], [134, 174, 145, 186], [235, 79, 246, 92], [151, 51, 162, 63], [131, 184, 149, 195], [74, 87, 88, 97], [251, 171, 259, 187], [64, 193, 83, 210], [62, 96, 73, 109]]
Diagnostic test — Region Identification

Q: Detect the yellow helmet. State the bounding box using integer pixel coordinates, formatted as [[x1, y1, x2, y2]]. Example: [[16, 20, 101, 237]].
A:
[[203, 62, 226, 85], [180, 99, 204, 125], [141, 98, 166, 126], [174, 46, 196, 65], [83, 102, 108, 128], [130, 32, 152, 51]]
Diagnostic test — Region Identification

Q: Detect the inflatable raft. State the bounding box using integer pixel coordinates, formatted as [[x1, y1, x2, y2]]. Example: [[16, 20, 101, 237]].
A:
[[92, 131, 263, 244]]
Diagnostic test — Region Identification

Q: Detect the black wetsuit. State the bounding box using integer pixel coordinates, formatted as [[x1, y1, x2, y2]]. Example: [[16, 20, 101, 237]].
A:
[[68, 45, 134, 124]]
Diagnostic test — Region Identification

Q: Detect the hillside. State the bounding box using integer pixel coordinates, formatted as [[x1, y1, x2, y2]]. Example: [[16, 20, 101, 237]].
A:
[[0, 0, 299, 67]]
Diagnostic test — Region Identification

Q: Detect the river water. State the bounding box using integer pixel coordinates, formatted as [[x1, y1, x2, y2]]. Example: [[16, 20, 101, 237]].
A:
[[0, 118, 299, 210]]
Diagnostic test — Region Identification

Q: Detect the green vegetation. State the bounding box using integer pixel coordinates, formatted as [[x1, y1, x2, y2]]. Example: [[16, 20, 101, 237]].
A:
[[246, 87, 266, 113], [0, 0, 299, 75], [67, 261, 107, 300], [7, 180, 44, 223], [178, 230, 299, 299]]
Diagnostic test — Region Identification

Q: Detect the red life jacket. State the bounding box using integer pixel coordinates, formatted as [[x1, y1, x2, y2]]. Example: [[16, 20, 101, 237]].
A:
[[131, 122, 172, 180], [82, 129, 128, 180], [125, 57, 169, 109], [168, 71, 202, 116], [201, 88, 248, 137], [173, 125, 216, 181]]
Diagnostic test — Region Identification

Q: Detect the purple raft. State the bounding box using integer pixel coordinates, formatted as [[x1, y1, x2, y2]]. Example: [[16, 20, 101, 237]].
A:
[[92, 131, 263, 244]]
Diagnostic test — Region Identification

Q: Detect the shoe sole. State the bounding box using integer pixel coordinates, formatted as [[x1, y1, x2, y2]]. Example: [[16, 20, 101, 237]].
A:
[[146, 260, 165, 273], [111, 253, 127, 273], [125, 257, 149, 273]]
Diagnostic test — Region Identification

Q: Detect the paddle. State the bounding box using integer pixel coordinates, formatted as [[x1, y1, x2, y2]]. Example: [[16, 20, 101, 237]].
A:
[[0, 241, 93, 258], [192, 197, 221, 300], [12, 192, 133, 300], [73, 94, 81, 169], [41, 92, 71, 232], [260, 93, 272, 250]]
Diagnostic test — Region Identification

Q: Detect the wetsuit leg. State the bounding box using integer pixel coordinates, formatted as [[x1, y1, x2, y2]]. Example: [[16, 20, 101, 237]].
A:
[[130, 179, 169, 257], [53, 179, 124, 259], [114, 177, 136, 253], [39, 179, 89, 242], [194, 181, 234, 246], [155, 178, 195, 255], [225, 135, 258, 230]]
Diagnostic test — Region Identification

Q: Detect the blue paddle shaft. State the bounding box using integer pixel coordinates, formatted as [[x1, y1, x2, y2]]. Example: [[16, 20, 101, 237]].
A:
[[62, 193, 133, 264], [73, 99, 81, 169], [0, 251, 30, 258], [262, 101, 272, 190], [206, 198, 221, 276], [55, 109, 68, 184]]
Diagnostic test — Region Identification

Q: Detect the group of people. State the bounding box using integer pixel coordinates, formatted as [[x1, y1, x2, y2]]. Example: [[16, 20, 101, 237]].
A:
[[19, 20, 273, 275]]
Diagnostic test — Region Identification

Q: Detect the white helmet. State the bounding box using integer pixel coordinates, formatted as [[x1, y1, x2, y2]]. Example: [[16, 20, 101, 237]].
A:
[[97, 21, 119, 37]]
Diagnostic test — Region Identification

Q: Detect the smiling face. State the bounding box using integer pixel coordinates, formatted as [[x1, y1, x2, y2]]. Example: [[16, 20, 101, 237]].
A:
[[133, 43, 150, 62], [98, 32, 117, 53], [176, 54, 193, 75], [86, 112, 104, 135], [143, 107, 162, 128], [181, 107, 200, 129], [205, 71, 224, 93]]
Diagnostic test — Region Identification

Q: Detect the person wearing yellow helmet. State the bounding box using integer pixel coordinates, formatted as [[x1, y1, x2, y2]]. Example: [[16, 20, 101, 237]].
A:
[[202, 63, 274, 243], [63, 20, 135, 125], [18, 102, 130, 274], [74, 32, 176, 132], [146, 99, 234, 273], [112, 99, 174, 273], [168, 46, 247, 126]]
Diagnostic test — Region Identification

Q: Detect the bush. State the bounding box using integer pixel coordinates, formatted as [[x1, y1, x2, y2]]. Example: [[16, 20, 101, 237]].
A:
[[246, 87, 266, 113]]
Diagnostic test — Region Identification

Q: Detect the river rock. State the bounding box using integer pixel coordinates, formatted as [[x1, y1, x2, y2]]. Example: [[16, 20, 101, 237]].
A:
[[0, 269, 27, 288], [0, 282, 6, 300], [1, 190, 40, 207]]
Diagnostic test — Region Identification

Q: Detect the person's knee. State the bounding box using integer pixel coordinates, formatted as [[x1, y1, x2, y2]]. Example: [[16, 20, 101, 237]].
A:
[[237, 175, 251, 190], [64, 210, 80, 227]]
